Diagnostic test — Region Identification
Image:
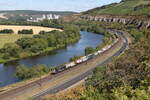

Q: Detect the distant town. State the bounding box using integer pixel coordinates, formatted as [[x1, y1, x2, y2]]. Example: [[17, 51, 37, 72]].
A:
[[27, 14, 61, 22], [0, 10, 76, 22]]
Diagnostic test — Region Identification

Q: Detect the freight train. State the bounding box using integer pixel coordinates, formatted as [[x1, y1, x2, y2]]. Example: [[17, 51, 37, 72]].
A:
[[52, 32, 120, 74]]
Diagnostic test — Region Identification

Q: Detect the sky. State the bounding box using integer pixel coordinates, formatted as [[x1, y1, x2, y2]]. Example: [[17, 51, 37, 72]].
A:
[[0, 0, 121, 12]]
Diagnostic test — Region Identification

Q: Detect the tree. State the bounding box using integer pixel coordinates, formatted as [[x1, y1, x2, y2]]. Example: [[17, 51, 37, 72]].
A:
[[18, 29, 33, 34], [85, 47, 95, 55], [15, 64, 51, 80], [3, 43, 21, 58], [29, 38, 48, 53], [16, 38, 48, 53], [0, 29, 14, 34], [111, 85, 150, 100]]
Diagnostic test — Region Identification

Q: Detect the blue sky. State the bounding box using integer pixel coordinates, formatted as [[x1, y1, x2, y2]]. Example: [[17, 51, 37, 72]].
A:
[[0, 0, 121, 12]]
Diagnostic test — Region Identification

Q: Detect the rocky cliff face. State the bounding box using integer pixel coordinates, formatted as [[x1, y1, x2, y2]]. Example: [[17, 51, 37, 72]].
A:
[[80, 15, 150, 29]]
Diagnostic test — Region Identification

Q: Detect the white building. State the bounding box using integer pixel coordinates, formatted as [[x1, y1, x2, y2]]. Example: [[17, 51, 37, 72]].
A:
[[27, 14, 61, 22]]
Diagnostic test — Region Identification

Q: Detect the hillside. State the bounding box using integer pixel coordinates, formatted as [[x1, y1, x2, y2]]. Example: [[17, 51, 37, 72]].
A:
[[84, 0, 150, 17], [0, 10, 77, 16], [0, 10, 77, 21]]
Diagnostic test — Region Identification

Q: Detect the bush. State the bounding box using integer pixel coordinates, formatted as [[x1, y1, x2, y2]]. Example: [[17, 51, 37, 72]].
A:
[[16, 38, 48, 53], [0, 29, 14, 34], [70, 56, 82, 62], [18, 29, 33, 34], [15, 65, 52, 80], [85, 47, 95, 55], [2, 43, 21, 58]]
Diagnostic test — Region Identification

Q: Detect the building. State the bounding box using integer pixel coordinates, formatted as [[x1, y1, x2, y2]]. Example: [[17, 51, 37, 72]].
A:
[[27, 14, 61, 22]]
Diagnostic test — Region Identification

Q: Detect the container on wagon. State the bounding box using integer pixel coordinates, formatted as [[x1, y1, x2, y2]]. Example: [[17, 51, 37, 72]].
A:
[[94, 52, 99, 56], [98, 50, 103, 54], [65, 62, 76, 68], [81, 56, 88, 62]]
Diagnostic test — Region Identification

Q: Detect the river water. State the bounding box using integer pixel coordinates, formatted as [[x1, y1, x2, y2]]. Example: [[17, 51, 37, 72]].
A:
[[0, 31, 103, 87]]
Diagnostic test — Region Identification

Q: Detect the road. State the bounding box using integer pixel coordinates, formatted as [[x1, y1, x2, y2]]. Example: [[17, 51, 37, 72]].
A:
[[0, 30, 128, 100]]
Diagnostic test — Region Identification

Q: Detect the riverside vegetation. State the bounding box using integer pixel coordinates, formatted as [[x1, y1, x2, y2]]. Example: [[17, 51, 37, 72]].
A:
[[15, 21, 115, 81], [0, 24, 80, 63], [0, 17, 114, 81]]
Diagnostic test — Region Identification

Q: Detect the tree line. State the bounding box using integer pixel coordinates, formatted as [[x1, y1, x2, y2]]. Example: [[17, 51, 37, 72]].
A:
[[0, 29, 34, 34], [0, 29, 14, 34]]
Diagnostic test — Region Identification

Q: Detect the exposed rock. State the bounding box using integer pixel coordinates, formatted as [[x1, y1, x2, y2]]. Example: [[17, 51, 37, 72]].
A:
[[80, 15, 150, 29]]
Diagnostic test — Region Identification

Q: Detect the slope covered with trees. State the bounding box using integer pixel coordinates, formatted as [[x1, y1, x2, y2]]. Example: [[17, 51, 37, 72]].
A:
[[43, 22, 150, 100]]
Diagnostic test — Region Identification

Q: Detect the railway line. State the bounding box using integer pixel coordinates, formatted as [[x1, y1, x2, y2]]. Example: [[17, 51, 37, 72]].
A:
[[0, 30, 128, 100]]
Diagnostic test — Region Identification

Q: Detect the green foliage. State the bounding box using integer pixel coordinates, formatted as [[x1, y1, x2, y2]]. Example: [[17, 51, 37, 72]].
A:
[[16, 38, 48, 53], [18, 29, 33, 34], [70, 20, 115, 51], [1, 43, 21, 59], [15, 64, 53, 80], [0, 29, 14, 34], [84, 0, 150, 16], [83, 28, 150, 100], [79, 86, 103, 100], [0, 24, 80, 63], [85, 47, 95, 55], [72, 20, 106, 35], [111, 85, 150, 100], [70, 56, 82, 62]]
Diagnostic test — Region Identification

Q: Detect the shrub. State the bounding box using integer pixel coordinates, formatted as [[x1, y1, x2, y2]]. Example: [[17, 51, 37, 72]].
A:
[[0, 29, 14, 34], [18, 29, 33, 34]]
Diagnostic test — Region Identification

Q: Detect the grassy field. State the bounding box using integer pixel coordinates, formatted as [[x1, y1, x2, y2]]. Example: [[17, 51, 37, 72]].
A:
[[0, 25, 62, 48], [0, 34, 32, 48], [85, 0, 150, 16], [0, 25, 62, 34]]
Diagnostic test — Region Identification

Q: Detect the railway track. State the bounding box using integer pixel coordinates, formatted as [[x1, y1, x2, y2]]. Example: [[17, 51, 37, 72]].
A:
[[0, 30, 128, 100]]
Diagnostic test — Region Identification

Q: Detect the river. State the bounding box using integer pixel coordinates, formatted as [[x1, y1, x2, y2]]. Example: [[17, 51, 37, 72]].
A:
[[0, 31, 104, 87]]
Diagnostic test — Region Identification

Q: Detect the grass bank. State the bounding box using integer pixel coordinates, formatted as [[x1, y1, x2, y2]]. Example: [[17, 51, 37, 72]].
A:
[[0, 44, 67, 64], [0, 34, 32, 48]]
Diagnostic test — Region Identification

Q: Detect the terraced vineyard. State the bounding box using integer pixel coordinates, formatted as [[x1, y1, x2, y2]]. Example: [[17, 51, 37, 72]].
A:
[[84, 0, 150, 16]]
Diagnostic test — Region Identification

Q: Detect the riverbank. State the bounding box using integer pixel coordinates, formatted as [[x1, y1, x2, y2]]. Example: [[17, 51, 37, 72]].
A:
[[0, 45, 62, 64], [0, 30, 126, 100]]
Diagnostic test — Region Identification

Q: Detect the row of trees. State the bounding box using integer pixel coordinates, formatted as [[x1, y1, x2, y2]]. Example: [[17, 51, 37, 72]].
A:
[[0, 19, 64, 29], [72, 20, 117, 49], [0, 29, 33, 34], [71, 20, 107, 35], [0, 29, 14, 34], [18, 29, 33, 34], [0, 25, 80, 62]]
